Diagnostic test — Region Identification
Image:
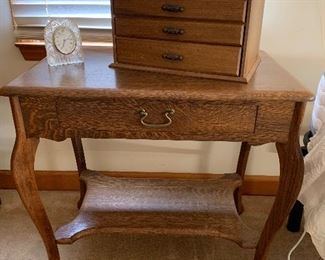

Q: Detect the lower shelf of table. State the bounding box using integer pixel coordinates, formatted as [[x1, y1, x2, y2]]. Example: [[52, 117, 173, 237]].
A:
[[55, 170, 259, 249]]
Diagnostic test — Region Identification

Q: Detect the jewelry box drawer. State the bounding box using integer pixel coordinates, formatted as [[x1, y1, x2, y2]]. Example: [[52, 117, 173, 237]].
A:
[[113, 0, 247, 22], [115, 38, 242, 76], [57, 99, 257, 135], [115, 17, 244, 46]]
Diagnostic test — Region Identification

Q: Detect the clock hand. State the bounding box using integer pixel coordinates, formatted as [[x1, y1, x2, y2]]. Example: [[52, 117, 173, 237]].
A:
[[61, 39, 67, 50]]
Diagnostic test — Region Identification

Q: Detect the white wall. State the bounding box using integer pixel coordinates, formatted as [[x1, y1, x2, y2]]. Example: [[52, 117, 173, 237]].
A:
[[261, 0, 325, 129], [0, 0, 37, 169], [0, 0, 324, 175]]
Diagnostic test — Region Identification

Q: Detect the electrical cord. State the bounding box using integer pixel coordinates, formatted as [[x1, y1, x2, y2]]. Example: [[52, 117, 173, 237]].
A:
[[287, 231, 307, 260]]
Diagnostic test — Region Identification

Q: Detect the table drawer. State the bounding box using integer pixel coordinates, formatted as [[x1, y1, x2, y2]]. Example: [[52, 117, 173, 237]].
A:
[[57, 99, 257, 135], [116, 38, 242, 76], [115, 17, 244, 46], [113, 0, 247, 22]]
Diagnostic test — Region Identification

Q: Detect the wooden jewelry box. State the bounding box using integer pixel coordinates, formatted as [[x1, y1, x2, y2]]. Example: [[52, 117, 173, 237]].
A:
[[110, 0, 265, 82]]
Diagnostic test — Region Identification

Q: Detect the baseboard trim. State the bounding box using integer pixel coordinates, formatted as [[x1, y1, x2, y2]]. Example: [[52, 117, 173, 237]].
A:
[[0, 170, 279, 196]]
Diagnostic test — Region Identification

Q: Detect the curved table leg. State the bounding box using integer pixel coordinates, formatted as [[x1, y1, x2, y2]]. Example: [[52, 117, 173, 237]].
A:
[[235, 142, 251, 214], [71, 137, 87, 208], [254, 103, 305, 260], [10, 97, 59, 260]]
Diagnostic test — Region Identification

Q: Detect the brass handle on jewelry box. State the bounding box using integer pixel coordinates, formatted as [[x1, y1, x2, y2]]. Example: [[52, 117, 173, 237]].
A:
[[139, 108, 175, 128], [161, 4, 185, 13], [162, 27, 185, 35], [162, 53, 184, 61]]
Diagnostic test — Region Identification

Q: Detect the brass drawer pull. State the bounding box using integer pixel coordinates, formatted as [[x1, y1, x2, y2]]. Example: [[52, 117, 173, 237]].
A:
[[162, 53, 183, 61], [162, 27, 185, 35], [161, 4, 185, 13], [139, 108, 175, 128]]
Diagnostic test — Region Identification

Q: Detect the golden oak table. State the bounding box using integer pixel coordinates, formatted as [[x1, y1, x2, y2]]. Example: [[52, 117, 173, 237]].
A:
[[0, 48, 312, 260]]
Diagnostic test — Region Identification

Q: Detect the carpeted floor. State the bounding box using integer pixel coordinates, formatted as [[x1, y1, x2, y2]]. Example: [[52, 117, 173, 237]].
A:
[[0, 190, 321, 260]]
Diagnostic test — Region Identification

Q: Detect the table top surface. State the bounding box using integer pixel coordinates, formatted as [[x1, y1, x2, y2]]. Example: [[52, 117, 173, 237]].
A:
[[1, 48, 313, 102]]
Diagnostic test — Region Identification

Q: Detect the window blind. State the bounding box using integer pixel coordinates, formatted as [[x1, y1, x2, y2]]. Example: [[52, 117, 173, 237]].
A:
[[10, 0, 112, 43]]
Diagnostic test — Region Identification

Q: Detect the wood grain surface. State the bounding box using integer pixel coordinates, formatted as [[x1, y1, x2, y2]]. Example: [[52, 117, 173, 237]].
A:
[[15, 43, 46, 61], [0, 170, 280, 196], [115, 16, 244, 46], [57, 99, 256, 133], [235, 142, 252, 214], [113, 0, 247, 22], [114, 37, 242, 76], [10, 97, 60, 260], [1, 48, 313, 260], [55, 170, 259, 249], [111, 0, 265, 81], [71, 137, 87, 208], [254, 103, 306, 259], [0, 49, 312, 102], [241, 0, 265, 76], [18, 96, 295, 144]]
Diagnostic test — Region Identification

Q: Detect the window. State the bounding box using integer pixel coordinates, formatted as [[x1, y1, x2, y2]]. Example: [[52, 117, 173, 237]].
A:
[[10, 0, 112, 47]]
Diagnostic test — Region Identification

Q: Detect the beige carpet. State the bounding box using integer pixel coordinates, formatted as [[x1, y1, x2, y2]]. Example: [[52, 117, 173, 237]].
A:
[[0, 190, 321, 260]]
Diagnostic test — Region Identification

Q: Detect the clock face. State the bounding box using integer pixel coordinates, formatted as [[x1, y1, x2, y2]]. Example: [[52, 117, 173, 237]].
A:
[[53, 27, 77, 55]]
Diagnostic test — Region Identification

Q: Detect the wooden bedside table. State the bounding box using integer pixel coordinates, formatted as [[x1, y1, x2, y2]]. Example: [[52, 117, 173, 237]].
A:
[[0, 49, 312, 260]]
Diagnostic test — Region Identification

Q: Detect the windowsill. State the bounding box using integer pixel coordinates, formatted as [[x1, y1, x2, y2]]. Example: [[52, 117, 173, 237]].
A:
[[15, 40, 113, 61]]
